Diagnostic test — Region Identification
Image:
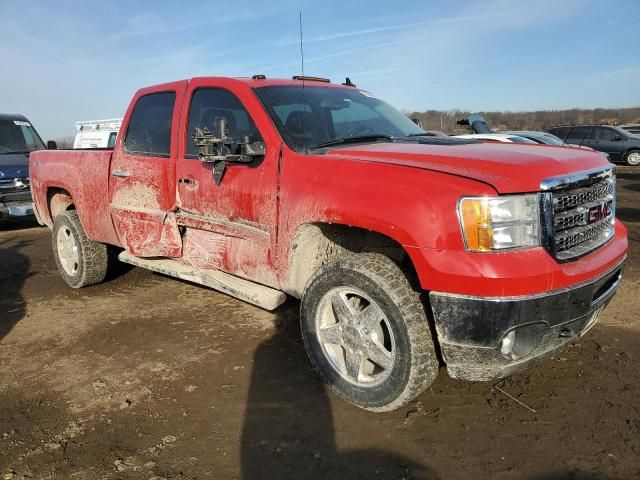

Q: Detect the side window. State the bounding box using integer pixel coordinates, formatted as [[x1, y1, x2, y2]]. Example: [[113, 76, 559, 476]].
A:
[[548, 128, 563, 139], [566, 126, 590, 141], [595, 128, 617, 141], [186, 88, 260, 157], [108, 132, 118, 148], [124, 92, 176, 157]]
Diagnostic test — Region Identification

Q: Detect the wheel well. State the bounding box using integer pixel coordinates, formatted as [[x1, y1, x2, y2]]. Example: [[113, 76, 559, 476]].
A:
[[284, 223, 419, 298], [47, 188, 75, 223]]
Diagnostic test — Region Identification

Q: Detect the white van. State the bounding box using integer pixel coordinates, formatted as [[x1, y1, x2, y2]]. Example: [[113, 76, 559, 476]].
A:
[[73, 118, 123, 149]]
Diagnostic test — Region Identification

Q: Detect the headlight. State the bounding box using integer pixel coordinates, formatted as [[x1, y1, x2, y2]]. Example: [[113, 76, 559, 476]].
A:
[[458, 195, 540, 251]]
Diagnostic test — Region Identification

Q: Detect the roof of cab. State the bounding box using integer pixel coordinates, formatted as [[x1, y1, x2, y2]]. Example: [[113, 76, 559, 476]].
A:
[[191, 76, 355, 89], [0, 113, 29, 121], [134, 77, 359, 98]]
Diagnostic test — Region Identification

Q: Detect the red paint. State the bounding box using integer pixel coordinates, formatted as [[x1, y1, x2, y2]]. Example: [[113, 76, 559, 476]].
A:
[[29, 77, 628, 299]]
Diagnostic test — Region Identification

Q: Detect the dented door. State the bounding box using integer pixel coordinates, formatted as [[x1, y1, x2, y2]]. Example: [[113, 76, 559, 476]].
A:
[[175, 79, 281, 287], [109, 82, 187, 257]]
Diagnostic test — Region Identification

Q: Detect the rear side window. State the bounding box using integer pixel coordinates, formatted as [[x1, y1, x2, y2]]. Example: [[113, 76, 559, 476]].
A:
[[565, 126, 592, 141], [186, 88, 260, 158], [548, 127, 565, 139], [124, 92, 176, 157]]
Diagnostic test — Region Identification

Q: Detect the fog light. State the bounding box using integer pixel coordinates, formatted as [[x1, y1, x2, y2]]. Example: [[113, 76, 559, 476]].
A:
[[498, 323, 547, 360], [500, 330, 516, 356]]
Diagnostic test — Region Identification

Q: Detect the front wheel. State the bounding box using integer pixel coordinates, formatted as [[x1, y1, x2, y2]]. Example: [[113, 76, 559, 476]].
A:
[[52, 210, 108, 288], [300, 253, 439, 412], [625, 150, 640, 166]]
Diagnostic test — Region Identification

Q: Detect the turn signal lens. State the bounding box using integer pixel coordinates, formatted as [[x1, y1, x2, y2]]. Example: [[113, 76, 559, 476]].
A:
[[458, 195, 540, 251]]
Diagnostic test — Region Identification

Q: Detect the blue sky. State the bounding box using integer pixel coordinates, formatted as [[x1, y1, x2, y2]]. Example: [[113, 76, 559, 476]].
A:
[[1, 0, 639, 139]]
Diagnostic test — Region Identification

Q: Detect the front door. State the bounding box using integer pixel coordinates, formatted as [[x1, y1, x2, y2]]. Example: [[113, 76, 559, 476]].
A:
[[109, 83, 186, 257], [175, 79, 281, 287], [593, 127, 624, 163]]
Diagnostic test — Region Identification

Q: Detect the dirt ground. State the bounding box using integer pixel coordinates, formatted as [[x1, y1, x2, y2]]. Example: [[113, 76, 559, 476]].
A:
[[0, 168, 639, 480]]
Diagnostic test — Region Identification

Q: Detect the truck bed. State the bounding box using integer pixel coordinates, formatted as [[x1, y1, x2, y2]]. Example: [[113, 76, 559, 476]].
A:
[[29, 149, 121, 246]]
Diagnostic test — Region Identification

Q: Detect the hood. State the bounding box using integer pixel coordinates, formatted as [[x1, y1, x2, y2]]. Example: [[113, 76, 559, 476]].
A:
[[0, 152, 30, 179], [325, 142, 611, 194]]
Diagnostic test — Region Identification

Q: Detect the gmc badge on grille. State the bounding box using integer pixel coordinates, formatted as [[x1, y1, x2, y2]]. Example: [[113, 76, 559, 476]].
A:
[[587, 200, 613, 224]]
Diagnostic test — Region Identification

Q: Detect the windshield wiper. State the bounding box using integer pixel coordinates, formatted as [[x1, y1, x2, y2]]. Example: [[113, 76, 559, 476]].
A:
[[308, 134, 394, 150]]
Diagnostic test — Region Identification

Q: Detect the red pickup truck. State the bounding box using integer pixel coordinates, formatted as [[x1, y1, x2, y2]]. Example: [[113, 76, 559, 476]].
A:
[[30, 76, 627, 411]]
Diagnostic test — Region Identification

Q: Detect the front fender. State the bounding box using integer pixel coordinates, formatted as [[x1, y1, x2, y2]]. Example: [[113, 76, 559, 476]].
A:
[[277, 149, 496, 285]]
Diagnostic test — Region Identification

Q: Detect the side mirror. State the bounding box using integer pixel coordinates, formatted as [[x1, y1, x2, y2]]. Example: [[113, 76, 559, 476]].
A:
[[192, 119, 265, 186], [239, 136, 266, 157], [47, 140, 58, 150]]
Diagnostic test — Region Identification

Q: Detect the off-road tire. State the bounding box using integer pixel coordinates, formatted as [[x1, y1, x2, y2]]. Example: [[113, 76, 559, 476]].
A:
[[300, 253, 439, 412], [624, 149, 640, 166], [52, 210, 108, 288]]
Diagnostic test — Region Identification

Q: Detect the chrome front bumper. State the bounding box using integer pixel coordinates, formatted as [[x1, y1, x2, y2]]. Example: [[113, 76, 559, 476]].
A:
[[0, 200, 34, 219]]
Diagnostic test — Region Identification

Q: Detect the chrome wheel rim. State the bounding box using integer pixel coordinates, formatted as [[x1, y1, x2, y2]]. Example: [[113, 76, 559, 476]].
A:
[[56, 226, 79, 276], [315, 287, 396, 387], [627, 152, 640, 165]]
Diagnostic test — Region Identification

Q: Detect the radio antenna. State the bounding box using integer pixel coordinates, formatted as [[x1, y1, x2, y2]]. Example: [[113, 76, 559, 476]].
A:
[[298, 11, 308, 153], [299, 12, 305, 78]]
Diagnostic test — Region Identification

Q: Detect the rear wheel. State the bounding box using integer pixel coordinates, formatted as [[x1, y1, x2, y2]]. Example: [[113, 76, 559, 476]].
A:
[[625, 150, 640, 166], [300, 253, 439, 412], [52, 210, 108, 288]]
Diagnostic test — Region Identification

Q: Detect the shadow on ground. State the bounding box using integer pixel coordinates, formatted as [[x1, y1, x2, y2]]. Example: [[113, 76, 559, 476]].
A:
[[529, 472, 612, 480], [0, 237, 30, 342], [240, 300, 440, 480]]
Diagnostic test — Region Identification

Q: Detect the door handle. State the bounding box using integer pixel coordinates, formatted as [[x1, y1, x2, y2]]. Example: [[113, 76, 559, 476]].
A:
[[111, 169, 131, 178], [178, 178, 197, 186]]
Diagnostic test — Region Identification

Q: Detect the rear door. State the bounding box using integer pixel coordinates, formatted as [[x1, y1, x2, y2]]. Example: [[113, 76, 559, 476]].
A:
[[109, 82, 187, 257], [174, 79, 281, 287]]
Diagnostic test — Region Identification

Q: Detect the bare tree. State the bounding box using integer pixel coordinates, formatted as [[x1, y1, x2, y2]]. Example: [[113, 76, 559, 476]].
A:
[[406, 106, 640, 134], [54, 136, 75, 149]]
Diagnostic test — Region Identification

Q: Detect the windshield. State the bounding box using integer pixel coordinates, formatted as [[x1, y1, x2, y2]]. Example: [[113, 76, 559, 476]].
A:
[[538, 133, 565, 145], [0, 119, 45, 153], [254, 86, 425, 152], [506, 136, 536, 144]]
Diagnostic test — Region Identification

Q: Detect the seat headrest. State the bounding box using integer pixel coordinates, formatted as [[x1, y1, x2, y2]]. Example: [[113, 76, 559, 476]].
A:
[[284, 111, 315, 136], [202, 109, 237, 134]]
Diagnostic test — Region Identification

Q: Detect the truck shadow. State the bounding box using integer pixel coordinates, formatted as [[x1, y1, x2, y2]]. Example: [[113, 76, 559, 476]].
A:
[[616, 207, 640, 224], [240, 300, 440, 480], [0, 238, 30, 342], [529, 472, 611, 480], [0, 216, 41, 232]]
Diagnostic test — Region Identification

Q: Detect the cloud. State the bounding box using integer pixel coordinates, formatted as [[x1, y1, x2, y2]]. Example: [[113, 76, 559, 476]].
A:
[[275, 11, 513, 47]]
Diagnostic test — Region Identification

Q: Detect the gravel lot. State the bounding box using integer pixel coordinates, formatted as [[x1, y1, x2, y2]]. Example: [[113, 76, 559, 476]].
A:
[[0, 168, 638, 480]]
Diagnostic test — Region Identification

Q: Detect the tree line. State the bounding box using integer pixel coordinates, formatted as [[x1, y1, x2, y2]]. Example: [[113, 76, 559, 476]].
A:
[[407, 107, 640, 135]]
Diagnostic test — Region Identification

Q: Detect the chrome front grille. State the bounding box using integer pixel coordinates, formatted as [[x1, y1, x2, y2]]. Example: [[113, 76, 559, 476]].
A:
[[0, 177, 29, 194], [541, 167, 616, 261], [552, 180, 614, 212]]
